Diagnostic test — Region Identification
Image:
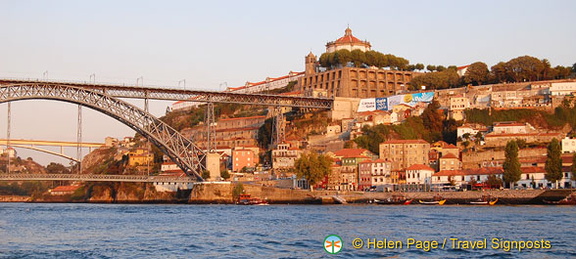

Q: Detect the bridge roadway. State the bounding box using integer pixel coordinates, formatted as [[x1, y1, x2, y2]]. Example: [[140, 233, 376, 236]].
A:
[[0, 174, 197, 183], [0, 78, 333, 109]]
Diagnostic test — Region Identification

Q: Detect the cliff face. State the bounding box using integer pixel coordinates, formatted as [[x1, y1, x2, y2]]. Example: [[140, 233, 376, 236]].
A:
[[86, 182, 176, 203]]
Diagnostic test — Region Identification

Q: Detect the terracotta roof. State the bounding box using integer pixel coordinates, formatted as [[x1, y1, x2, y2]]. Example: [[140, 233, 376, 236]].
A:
[[440, 153, 459, 159], [383, 139, 429, 144], [334, 148, 370, 157], [406, 164, 435, 171], [372, 158, 388, 163], [485, 133, 561, 138], [334, 27, 365, 44], [494, 122, 526, 127], [433, 170, 464, 176]]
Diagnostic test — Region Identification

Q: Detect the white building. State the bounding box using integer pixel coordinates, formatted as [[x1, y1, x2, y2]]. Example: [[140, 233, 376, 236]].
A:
[[549, 81, 576, 96], [562, 137, 576, 153], [405, 164, 435, 184]]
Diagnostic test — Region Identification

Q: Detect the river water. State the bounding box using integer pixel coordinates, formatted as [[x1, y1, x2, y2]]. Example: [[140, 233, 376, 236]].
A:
[[0, 203, 574, 258]]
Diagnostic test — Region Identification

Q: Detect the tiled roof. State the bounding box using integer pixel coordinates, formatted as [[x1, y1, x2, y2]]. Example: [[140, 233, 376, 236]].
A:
[[406, 164, 435, 171], [334, 148, 370, 157], [383, 139, 429, 144], [440, 153, 459, 159]]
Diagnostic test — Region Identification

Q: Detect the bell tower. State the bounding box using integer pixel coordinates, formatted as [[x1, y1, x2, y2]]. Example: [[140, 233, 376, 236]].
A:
[[305, 51, 317, 75]]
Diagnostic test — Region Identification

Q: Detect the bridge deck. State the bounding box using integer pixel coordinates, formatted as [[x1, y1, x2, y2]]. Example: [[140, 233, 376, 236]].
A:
[[0, 174, 198, 183], [0, 79, 333, 109]]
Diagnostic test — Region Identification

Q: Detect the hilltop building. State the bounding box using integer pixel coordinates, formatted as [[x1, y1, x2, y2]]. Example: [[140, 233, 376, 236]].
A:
[[297, 28, 419, 99]]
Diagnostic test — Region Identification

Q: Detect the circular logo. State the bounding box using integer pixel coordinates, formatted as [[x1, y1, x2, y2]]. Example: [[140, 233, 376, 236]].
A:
[[324, 234, 343, 254]]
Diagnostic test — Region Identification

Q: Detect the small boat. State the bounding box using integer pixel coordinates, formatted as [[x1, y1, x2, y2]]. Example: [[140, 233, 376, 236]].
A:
[[469, 195, 498, 205], [419, 194, 446, 205], [419, 199, 446, 205], [374, 195, 413, 205], [237, 194, 269, 205], [543, 193, 576, 205], [469, 198, 498, 205]]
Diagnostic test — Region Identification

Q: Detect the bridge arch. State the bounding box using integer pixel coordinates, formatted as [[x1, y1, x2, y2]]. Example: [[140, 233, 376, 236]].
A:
[[0, 144, 80, 162], [0, 83, 205, 180]]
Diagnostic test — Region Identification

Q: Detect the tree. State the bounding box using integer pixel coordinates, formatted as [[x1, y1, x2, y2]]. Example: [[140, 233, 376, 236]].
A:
[[421, 100, 443, 138], [544, 138, 563, 188], [46, 162, 70, 174], [463, 62, 489, 86], [353, 124, 389, 154], [572, 62, 576, 73], [490, 62, 508, 83], [294, 152, 332, 191], [220, 170, 230, 180], [503, 140, 522, 188], [201, 170, 211, 180]]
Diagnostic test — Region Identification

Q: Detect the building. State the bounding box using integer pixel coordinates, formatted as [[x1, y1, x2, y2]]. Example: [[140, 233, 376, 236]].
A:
[[226, 71, 304, 94], [439, 153, 461, 171], [127, 148, 153, 167], [325, 27, 371, 53], [297, 28, 419, 99], [232, 147, 258, 172], [379, 139, 431, 170], [449, 95, 470, 121], [492, 121, 533, 134], [49, 185, 82, 195], [271, 142, 302, 172], [562, 137, 576, 153], [549, 81, 576, 96], [405, 164, 435, 184]]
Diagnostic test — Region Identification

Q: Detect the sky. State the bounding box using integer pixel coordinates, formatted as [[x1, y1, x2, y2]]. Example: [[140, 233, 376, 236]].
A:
[[0, 0, 575, 165]]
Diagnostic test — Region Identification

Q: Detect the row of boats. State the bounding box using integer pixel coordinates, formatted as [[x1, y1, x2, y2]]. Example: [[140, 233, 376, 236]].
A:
[[373, 194, 498, 206]]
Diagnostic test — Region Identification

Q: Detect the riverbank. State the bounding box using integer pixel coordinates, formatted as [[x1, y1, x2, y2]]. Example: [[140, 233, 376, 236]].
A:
[[1, 183, 574, 205]]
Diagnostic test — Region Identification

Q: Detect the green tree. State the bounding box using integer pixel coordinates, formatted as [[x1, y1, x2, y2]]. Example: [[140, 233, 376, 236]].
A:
[[504, 55, 546, 82], [220, 170, 230, 180], [503, 140, 522, 188], [232, 183, 244, 202], [421, 100, 443, 138], [294, 152, 332, 191], [353, 124, 389, 154], [490, 62, 508, 83], [201, 170, 211, 180], [463, 62, 489, 86], [46, 162, 70, 174], [544, 138, 563, 188]]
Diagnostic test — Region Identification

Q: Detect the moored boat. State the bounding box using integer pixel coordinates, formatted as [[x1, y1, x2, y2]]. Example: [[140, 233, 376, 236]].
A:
[[543, 193, 576, 205], [419, 199, 446, 205], [419, 194, 446, 205], [237, 194, 269, 205], [469, 195, 498, 205], [374, 195, 413, 205]]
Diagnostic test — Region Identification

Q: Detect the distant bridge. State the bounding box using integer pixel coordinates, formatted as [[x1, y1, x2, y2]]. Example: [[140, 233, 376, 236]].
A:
[[0, 139, 105, 162], [0, 174, 197, 183]]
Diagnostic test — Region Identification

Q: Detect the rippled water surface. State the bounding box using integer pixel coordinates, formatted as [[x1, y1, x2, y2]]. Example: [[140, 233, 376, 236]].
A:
[[0, 203, 575, 258]]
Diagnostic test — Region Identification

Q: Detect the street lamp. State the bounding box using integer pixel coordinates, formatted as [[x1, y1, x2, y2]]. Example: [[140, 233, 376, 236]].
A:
[[136, 76, 143, 87], [178, 79, 186, 88], [43, 71, 48, 80]]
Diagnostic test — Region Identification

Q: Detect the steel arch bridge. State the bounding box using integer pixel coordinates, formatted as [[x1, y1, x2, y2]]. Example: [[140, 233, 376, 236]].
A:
[[0, 83, 205, 181]]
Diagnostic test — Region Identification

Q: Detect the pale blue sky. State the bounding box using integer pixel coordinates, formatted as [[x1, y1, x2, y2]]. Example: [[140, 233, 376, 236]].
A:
[[1, 0, 575, 165]]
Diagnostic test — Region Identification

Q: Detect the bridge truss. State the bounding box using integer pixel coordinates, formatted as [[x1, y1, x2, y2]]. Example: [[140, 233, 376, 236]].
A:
[[0, 83, 205, 180]]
